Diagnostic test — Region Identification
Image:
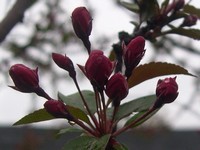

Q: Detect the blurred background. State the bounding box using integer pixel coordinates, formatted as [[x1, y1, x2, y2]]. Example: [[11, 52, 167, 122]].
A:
[[0, 0, 200, 149]]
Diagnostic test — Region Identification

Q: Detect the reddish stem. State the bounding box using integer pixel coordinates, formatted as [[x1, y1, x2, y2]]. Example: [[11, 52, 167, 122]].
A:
[[73, 116, 99, 137], [109, 106, 119, 133], [95, 88, 104, 132], [73, 78, 100, 132], [93, 87, 102, 130], [100, 91, 108, 133], [112, 107, 155, 137]]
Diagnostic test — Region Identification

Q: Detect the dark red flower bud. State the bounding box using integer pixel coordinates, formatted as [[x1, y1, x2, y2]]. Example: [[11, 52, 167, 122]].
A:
[[174, 0, 185, 11], [9, 64, 39, 93], [123, 36, 145, 78], [72, 7, 92, 52], [52, 53, 76, 78], [105, 73, 129, 107], [44, 100, 73, 120], [154, 77, 179, 108], [181, 14, 198, 27], [85, 50, 113, 91]]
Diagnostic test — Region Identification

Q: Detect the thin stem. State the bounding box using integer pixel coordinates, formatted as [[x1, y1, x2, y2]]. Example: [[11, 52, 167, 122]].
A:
[[35, 87, 52, 100], [73, 78, 100, 131], [110, 106, 118, 130], [106, 98, 112, 108], [112, 107, 155, 137], [94, 87, 104, 131], [93, 87, 102, 129], [100, 91, 107, 133], [83, 38, 91, 55], [72, 117, 99, 137]]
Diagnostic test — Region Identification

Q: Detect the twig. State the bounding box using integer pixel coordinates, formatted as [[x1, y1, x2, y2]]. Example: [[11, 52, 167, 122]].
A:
[[0, 0, 36, 43]]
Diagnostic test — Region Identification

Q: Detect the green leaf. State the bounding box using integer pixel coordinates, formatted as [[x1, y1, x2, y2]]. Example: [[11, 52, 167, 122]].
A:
[[107, 95, 156, 121], [119, 1, 139, 13], [58, 90, 97, 114], [62, 134, 111, 150], [67, 105, 91, 124], [13, 104, 91, 126], [124, 109, 159, 128], [128, 62, 195, 88], [167, 28, 200, 40], [13, 109, 55, 125], [56, 127, 83, 138], [184, 4, 200, 18]]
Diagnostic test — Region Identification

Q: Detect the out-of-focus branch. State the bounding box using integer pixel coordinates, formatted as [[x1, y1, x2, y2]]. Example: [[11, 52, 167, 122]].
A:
[[0, 0, 37, 43], [164, 36, 200, 56]]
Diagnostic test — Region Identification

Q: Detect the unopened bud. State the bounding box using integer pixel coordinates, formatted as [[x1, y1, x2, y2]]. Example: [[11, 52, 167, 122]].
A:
[[9, 64, 51, 99], [105, 73, 129, 107], [52, 53, 76, 78], [72, 7, 92, 52], [85, 50, 114, 91], [44, 100, 73, 120], [123, 36, 145, 79], [174, 0, 185, 11], [181, 15, 198, 27], [9, 64, 39, 93], [154, 77, 179, 108]]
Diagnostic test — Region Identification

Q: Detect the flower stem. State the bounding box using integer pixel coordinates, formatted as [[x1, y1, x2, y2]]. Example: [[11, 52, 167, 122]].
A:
[[100, 91, 107, 133], [73, 78, 100, 131], [35, 87, 52, 100], [112, 107, 155, 137], [93, 87, 104, 132], [109, 106, 118, 133], [72, 116, 99, 137], [93, 87, 102, 130]]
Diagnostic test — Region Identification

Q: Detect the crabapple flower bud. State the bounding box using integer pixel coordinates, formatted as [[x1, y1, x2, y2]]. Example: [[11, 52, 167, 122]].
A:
[[181, 15, 198, 27], [154, 77, 179, 108], [85, 50, 113, 91], [72, 7, 92, 52], [105, 73, 129, 107], [9, 64, 39, 93], [174, 0, 185, 11], [72, 7, 92, 40], [9, 64, 51, 99], [44, 100, 73, 120], [52, 53, 76, 78], [123, 36, 145, 78]]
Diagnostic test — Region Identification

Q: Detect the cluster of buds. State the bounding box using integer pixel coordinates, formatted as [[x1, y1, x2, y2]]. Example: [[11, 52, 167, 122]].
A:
[[161, 0, 185, 15], [131, 0, 199, 41], [9, 64, 73, 120], [8, 6, 179, 148], [160, 0, 199, 28]]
